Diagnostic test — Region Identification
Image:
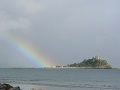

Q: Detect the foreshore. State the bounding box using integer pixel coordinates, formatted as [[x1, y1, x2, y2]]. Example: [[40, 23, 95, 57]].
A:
[[11, 83, 119, 90], [1, 80, 119, 90], [10, 84, 69, 90]]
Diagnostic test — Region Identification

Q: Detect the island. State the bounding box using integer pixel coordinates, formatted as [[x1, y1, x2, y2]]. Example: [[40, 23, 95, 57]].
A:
[[67, 56, 112, 69]]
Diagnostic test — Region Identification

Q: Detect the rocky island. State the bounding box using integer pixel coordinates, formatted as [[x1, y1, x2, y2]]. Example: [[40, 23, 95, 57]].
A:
[[67, 56, 112, 69]]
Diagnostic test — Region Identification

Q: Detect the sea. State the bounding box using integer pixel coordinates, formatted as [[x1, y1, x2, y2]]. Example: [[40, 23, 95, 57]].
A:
[[0, 68, 120, 90]]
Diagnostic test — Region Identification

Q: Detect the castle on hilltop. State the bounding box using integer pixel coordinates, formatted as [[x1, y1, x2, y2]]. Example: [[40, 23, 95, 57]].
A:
[[92, 55, 101, 60]]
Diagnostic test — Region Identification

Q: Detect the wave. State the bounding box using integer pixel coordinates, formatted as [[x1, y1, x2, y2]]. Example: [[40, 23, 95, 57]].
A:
[[0, 79, 119, 90]]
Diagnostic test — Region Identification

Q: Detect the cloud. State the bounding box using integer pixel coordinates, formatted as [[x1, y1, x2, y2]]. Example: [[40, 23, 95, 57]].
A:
[[0, 0, 34, 33], [0, 15, 30, 33], [17, 0, 45, 14], [0, 0, 46, 34]]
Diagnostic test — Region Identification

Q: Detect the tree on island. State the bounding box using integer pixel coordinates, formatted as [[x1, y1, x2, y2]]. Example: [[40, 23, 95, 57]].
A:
[[67, 56, 112, 69]]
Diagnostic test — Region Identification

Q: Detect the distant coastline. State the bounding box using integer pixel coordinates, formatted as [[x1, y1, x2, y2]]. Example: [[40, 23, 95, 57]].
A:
[[44, 66, 118, 69], [47, 56, 113, 69]]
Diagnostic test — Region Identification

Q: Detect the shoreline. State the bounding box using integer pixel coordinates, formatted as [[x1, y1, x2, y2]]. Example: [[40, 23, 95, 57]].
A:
[[0, 67, 119, 69], [44, 67, 118, 69], [10, 83, 119, 90]]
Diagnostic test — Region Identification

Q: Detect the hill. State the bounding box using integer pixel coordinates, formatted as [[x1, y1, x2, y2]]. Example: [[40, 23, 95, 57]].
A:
[[68, 56, 112, 69]]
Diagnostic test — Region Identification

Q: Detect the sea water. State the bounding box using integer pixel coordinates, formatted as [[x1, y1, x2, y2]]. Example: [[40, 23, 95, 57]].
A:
[[0, 68, 120, 90]]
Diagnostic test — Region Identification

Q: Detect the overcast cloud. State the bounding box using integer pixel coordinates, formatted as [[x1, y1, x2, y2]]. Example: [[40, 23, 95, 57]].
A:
[[0, 0, 120, 68]]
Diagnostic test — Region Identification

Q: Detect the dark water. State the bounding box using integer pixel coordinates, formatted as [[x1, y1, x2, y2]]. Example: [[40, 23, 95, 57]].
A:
[[0, 68, 120, 90]]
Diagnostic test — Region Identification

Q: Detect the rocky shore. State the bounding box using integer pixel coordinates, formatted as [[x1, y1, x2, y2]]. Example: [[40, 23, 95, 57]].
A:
[[0, 83, 20, 90]]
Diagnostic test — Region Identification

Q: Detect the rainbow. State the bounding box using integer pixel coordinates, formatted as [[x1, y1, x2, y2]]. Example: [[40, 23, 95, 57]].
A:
[[0, 34, 54, 68]]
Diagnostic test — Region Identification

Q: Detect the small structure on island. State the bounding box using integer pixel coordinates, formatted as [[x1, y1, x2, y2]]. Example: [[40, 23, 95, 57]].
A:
[[92, 55, 101, 60]]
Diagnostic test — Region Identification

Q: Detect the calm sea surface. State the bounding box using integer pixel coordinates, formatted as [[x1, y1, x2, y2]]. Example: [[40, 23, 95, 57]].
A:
[[0, 68, 120, 90]]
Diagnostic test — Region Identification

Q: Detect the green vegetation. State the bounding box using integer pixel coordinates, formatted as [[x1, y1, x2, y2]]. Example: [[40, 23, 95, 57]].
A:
[[68, 56, 112, 69]]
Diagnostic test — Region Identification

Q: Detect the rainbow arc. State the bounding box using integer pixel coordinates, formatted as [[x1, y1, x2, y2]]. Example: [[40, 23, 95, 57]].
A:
[[0, 34, 53, 68]]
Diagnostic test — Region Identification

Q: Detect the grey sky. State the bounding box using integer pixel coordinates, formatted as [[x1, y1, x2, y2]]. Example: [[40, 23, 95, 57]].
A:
[[0, 0, 120, 68]]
